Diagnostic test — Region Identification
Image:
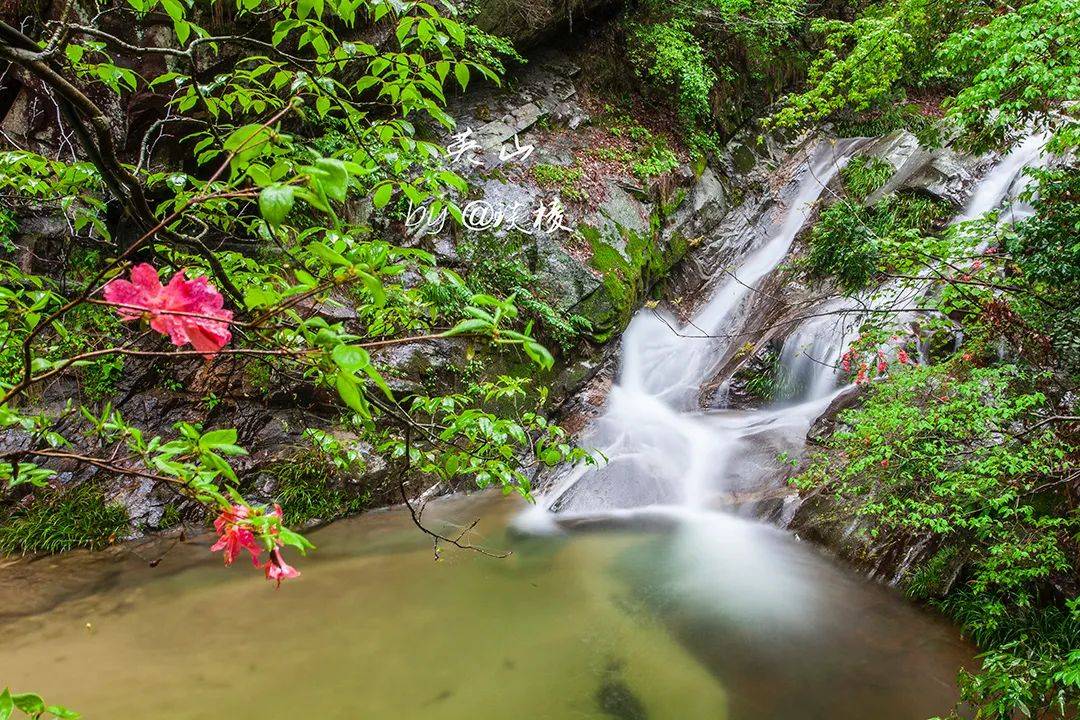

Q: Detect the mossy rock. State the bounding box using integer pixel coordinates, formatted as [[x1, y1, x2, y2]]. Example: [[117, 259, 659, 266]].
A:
[[573, 223, 690, 342]]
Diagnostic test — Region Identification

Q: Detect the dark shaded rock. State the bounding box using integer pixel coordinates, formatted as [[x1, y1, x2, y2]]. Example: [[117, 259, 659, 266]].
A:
[[467, 0, 622, 48], [859, 129, 980, 209], [596, 673, 648, 720], [806, 384, 863, 444]]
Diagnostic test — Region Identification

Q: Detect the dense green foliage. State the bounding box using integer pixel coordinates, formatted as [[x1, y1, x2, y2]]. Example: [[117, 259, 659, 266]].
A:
[[1004, 168, 1080, 380], [804, 193, 950, 294], [622, 0, 806, 150], [785, 2, 1080, 714], [796, 361, 1078, 717], [0, 0, 586, 572], [795, 146, 1079, 720], [839, 155, 893, 200], [770, 0, 1079, 152]]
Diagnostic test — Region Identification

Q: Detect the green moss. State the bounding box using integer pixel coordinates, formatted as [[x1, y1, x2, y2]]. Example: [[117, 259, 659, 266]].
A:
[[533, 163, 588, 203], [0, 484, 130, 555], [583, 222, 689, 341]]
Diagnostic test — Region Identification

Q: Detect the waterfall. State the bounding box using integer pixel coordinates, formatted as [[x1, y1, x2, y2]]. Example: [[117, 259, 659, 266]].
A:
[[523, 139, 864, 521], [518, 132, 1051, 533], [774, 133, 1051, 401]]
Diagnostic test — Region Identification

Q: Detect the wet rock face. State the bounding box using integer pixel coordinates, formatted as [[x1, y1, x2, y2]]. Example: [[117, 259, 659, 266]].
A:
[[407, 49, 728, 344], [859, 129, 980, 209]]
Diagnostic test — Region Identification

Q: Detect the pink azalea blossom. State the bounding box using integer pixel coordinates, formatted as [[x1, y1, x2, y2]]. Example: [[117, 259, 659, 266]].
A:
[[876, 350, 888, 374], [855, 363, 869, 385], [971, 259, 984, 271], [103, 263, 233, 357], [210, 505, 262, 566], [985, 247, 998, 255], [264, 548, 301, 587], [841, 349, 853, 372], [897, 348, 910, 365]]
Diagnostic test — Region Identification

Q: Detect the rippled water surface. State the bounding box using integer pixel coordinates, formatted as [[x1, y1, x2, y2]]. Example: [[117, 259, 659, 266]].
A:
[[2, 494, 969, 720]]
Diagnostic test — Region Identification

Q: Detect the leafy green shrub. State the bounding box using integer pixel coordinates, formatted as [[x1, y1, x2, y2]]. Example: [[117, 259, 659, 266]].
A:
[[270, 429, 372, 526], [457, 233, 590, 350], [805, 201, 880, 293], [462, 24, 526, 75], [632, 144, 679, 180], [271, 464, 370, 526], [832, 103, 943, 147], [841, 155, 894, 199], [627, 18, 716, 126], [0, 484, 130, 554], [1005, 167, 1080, 379], [532, 163, 587, 202], [793, 362, 1078, 717], [0, 208, 16, 253], [804, 193, 951, 293]]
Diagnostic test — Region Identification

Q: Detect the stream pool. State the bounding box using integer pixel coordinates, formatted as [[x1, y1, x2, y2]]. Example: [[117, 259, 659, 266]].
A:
[[1, 493, 970, 720]]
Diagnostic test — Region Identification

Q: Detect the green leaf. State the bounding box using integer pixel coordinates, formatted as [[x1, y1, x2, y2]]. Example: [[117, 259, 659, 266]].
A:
[[443, 318, 490, 337], [363, 364, 395, 402], [223, 124, 272, 155], [523, 341, 554, 370], [358, 271, 385, 306], [307, 241, 351, 267], [372, 183, 393, 209], [1, 689, 13, 720], [454, 62, 469, 91], [314, 158, 348, 202], [331, 344, 370, 374], [200, 428, 238, 449], [12, 694, 45, 716], [259, 184, 295, 228], [46, 703, 81, 718], [335, 372, 369, 417]]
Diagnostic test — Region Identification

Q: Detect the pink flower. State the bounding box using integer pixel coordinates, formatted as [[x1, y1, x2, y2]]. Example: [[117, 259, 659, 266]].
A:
[[841, 349, 852, 372], [963, 352, 973, 362], [876, 350, 888, 374], [264, 548, 301, 587], [210, 505, 262, 567], [855, 363, 869, 385], [880, 458, 889, 469], [971, 259, 984, 271], [897, 348, 910, 365], [104, 263, 233, 358], [984, 247, 997, 255]]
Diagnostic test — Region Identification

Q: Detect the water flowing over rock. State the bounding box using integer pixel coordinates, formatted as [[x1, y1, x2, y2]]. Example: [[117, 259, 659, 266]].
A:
[[524, 125, 1053, 587]]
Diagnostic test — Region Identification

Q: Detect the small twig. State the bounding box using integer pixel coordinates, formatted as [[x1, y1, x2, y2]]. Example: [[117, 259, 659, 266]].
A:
[[396, 424, 510, 559]]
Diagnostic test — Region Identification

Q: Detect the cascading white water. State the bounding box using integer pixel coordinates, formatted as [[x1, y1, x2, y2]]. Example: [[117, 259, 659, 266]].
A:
[[524, 140, 864, 521], [774, 134, 1050, 399], [521, 133, 1051, 533]]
